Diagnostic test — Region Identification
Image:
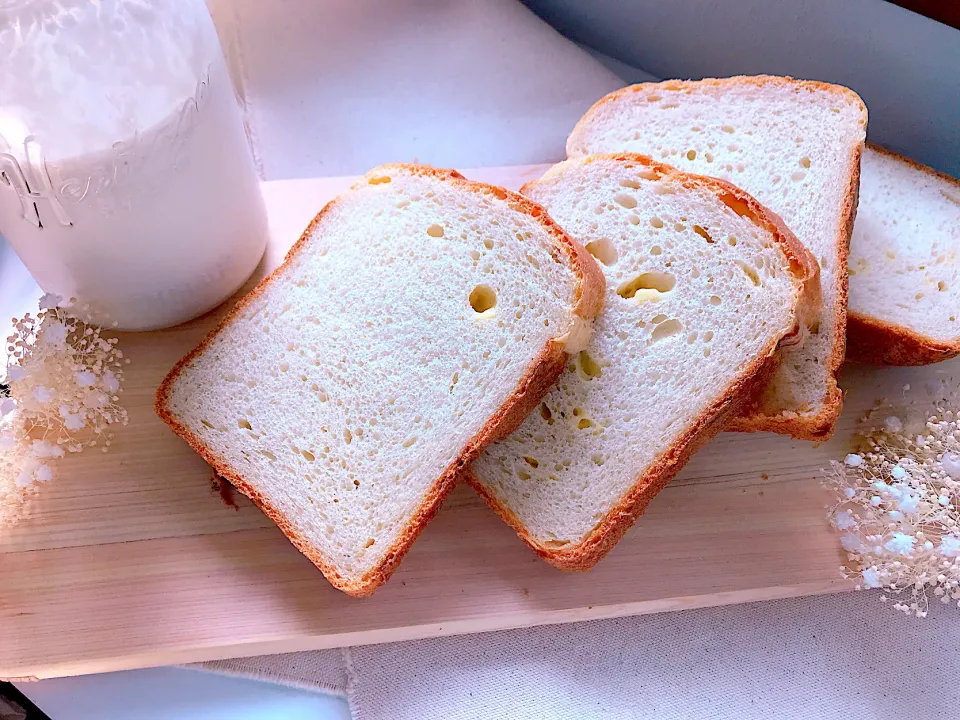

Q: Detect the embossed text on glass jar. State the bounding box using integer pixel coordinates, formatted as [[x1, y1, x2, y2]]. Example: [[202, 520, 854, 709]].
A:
[[0, 0, 267, 330]]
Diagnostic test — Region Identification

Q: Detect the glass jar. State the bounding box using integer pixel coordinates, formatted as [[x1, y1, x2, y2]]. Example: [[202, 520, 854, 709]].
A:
[[0, 0, 268, 330]]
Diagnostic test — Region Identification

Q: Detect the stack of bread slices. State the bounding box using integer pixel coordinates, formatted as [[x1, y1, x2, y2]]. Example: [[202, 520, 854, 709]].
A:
[[157, 76, 959, 595]]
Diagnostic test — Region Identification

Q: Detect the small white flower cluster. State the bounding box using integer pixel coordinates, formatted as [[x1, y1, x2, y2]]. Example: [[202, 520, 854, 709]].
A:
[[1, 294, 128, 526], [824, 404, 960, 617]]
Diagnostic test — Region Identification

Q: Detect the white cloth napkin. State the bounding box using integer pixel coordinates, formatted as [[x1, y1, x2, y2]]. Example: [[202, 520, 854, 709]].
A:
[[198, 590, 959, 719], [205, 0, 624, 179], [191, 1, 960, 718]]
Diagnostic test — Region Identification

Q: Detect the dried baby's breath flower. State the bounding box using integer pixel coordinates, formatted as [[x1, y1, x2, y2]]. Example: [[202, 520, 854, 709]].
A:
[[824, 398, 960, 617], [1, 294, 128, 526]]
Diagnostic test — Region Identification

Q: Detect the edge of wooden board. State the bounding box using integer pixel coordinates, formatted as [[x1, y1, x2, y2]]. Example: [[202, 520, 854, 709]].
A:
[[4, 579, 851, 681]]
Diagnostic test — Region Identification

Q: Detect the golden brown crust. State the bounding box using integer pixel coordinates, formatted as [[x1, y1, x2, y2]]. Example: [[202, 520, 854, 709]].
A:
[[567, 75, 866, 159], [156, 163, 604, 597], [843, 144, 960, 366], [524, 152, 821, 353], [466, 351, 782, 571], [467, 153, 817, 571], [866, 142, 960, 185], [728, 140, 862, 441], [847, 311, 960, 366], [567, 75, 868, 441]]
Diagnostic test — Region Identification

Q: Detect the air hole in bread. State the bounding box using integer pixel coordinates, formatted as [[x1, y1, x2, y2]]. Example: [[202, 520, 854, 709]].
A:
[[938, 281, 948, 292], [705, 152, 714, 163], [617, 272, 676, 300], [614, 193, 637, 209], [402, 436, 417, 448], [523, 456, 539, 468], [469, 284, 497, 315], [577, 350, 603, 380], [704, 331, 714, 342], [426, 224, 444, 238], [238, 418, 252, 430], [619, 178, 642, 190], [364, 538, 376, 548], [721, 125, 735, 134], [650, 216, 664, 229], [693, 225, 714, 243], [799, 156, 811, 168], [539, 403, 554, 424], [727, 236, 738, 246], [201, 419, 214, 429], [791, 171, 806, 182], [578, 418, 594, 429], [686, 150, 697, 160], [344, 428, 353, 444], [586, 238, 618, 266], [915, 292, 924, 301], [259, 449, 277, 461], [650, 318, 683, 343], [368, 175, 391, 185], [301, 449, 315, 462], [735, 260, 763, 287], [650, 245, 663, 256], [591, 453, 604, 467]]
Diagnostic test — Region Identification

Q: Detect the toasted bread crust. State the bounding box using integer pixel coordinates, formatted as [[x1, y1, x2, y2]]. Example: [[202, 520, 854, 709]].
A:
[[156, 163, 604, 597], [466, 350, 782, 571], [469, 153, 818, 571], [847, 311, 960, 366], [844, 144, 960, 366], [728, 139, 861, 441], [568, 76, 868, 441]]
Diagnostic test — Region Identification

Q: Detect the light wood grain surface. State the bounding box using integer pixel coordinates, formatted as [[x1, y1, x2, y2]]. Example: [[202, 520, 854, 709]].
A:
[[2, 165, 954, 681]]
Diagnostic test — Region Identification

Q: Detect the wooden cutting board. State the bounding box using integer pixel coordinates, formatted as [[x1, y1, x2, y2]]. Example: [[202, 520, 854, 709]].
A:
[[2, 165, 953, 681]]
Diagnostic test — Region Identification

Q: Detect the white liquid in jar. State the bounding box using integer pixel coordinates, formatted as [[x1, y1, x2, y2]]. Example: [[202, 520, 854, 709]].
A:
[[0, 1, 267, 330]]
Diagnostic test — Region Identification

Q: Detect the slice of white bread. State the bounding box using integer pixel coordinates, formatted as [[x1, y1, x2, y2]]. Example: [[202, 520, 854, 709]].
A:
[[156, 164, 604, 596], [846, 145, 960, 365], [566, 76, 867, 440], [466, 153, 820, 570]]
